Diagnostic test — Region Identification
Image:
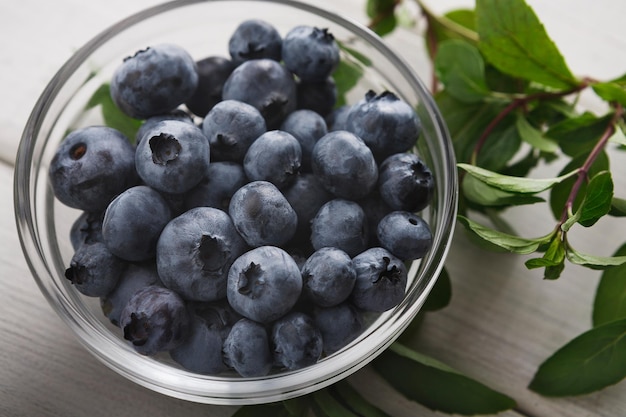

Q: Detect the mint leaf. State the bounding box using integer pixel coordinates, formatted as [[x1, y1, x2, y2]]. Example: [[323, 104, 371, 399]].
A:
[[592, 81, 626, 107], [232, 403, 290, 417], [458, 163, 578, 194], [330, 381, 392, 417], [422, 266, 452, 312], [593, 243, 626, 326], [458, 215, 552, 254], [313, 390, 359, 417], [332, 55, 364, 107], [476, 118, 523, 172], [546, 112, 613, 157], [608, 124, 626, 146], [475, 0, 578, 90], [549, 151, 610, 219], [462, 174, 544, 207], [370, 13, 397, 37], [525, 233, 566, 279], [529, 318, 626, 396], [578, 171, 614, 227], [86, 83, 142, 141], [516, 114, 559, 153], [610, 197, 626, 217], [373, 343, 516, 415], [566, 245, 626, 270], [435, 40, 490, 102]]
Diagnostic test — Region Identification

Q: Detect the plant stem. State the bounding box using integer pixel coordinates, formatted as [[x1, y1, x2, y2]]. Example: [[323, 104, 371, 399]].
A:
[[558, 103, 624, 225], [470, 81, 591, 164]]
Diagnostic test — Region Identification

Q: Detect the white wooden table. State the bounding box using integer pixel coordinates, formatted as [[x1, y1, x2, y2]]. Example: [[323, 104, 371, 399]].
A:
[[2, 1, 626, 416]]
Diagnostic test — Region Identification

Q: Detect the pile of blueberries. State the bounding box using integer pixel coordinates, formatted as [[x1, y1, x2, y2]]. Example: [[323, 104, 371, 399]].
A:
[[49, 19, 435, 377]]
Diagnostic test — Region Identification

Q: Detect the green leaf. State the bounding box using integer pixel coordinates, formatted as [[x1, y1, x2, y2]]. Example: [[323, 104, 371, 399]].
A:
[[370, 13, 397, 37], [435, 91, 506, 163], [86, 83, 142, 140], [427, 8, 478, 56], [232, 403, 290, 417], [422, 266, 452, 312], [332, 54, 364, 107], [593, 243, 626, 326], [609, 124, 626, 146], [566, 245, 626, 270], [592, 81, 626, 107], [330, 381, 392, 417], [525, 234, 565, 268], [529, 318, 626, 396], [610, 197, 626, 217], [434, 40, 490, 102], [458, 163, 578, 194], [476, 120, 523, 172], [515, 114, 559, 153], [313, 390, 359, 417], [462, 174, 544, 207], [577, 171, 614, 227], [366, 0, 396, 18], [458, 215, 552, 254], [546, 112, 613, 157], [475, 0, 578, 90], [549, 150, 610, 219], [373, 343, 516, 415], [283, 396, 311, 416]]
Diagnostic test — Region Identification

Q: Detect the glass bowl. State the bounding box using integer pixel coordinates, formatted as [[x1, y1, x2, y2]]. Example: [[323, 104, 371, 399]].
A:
[[14, 0, 457, 406]]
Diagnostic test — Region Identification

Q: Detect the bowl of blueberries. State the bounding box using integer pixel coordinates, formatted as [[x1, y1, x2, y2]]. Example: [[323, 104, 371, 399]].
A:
[[14, 0, 457, 405]]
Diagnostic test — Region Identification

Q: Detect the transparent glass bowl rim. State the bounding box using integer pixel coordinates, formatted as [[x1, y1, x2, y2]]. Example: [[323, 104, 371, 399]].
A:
[[14, 0, 458, 405]]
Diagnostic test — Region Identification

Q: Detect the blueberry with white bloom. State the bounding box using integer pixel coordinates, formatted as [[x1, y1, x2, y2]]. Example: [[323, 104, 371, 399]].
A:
[[228, 19, 282, 65], [202, 99, 267, 163], [157, 207, 248, 302], [223, 318, 273, 377], [351, 247, 408, 312], [110, 43, 198, 119], [243, 130, 302, 190], [49, 126, 137, 212], [135, 119, 210, 194], [310, 199, 369, 257], [377, 211, 433, 261], [272, 311, 323, 371], [282, 25, 340, 82], [227, 246, 302, 323]]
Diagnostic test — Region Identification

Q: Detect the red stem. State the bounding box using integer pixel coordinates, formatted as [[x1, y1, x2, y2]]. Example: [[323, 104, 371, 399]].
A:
[[558, 103, 624, 224]]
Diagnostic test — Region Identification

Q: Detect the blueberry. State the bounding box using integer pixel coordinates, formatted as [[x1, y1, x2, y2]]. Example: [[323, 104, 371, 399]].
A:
[[271, 311, 323, 371], [282, 173, 332, 242], [70, 211, 104, 250], [351, 247, 408, 312], [157, 207, 248, 302], [169, 315, 227, 375], [282, 26, 340, 82], [301, 247, 356, 307], [325, 104, 352, 132], [102, 185, 172, 262], [135, 119, 210, 194], [223, 318, 273, 377], [296, 77, 337, 117], [313, 303, 363, 355], [100, 261, 162, 326], [120, 285, 191, 355], [377, 211, 433, 261], [64, 242, 127, 297], [243, 130, 302, 189], [222, 59, 297, 129], [280, 109, 328, 172], [310, 199, 368, 257], [228, 19, 282, 65], [345, 90, 421, 160], [311, 130, 378, 200], [185, 56, 236, 117], [184, 161, 248, 212], [228, 181, 297, 247], [227, 246, 302, 323], [378, 152, 434, 212], [49, 126, 137, 212], [201, 99, 267, 162], [357, 192, 393, 247], [188, 299, 242, 340], [135, 109, 194, 146], [110, 44, 198, 119]]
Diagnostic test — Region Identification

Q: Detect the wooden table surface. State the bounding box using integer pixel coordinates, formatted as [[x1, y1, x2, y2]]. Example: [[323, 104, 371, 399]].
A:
[[2, 1, 626, 416]]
